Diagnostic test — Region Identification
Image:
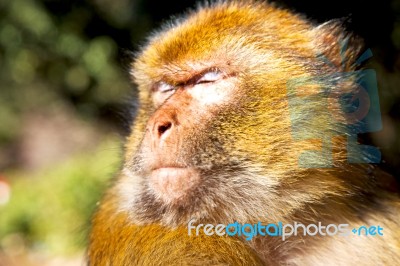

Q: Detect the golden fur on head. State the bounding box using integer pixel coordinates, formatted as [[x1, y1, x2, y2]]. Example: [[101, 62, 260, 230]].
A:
[[122, 0, 366, 226]]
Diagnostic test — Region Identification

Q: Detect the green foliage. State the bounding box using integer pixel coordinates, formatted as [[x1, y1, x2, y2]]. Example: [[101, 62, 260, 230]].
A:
[[0, 0, 147, 258], [0, 137, 122, 255], [0, 0, 144, 144]]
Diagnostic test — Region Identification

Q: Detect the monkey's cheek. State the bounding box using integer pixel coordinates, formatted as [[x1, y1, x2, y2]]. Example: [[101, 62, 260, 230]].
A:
[[148, 168, 200, 203]]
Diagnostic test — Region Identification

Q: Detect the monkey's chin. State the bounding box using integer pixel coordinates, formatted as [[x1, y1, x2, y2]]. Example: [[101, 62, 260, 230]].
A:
[[148, 167, 200, 203]]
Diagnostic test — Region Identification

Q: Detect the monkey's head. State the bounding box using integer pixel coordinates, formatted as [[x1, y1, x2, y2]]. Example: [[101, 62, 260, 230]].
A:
[[118, 1, 365, 226]]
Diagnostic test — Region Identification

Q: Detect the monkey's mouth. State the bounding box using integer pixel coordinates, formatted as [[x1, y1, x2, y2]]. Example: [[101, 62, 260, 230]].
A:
[[148, 167, 201, 202]]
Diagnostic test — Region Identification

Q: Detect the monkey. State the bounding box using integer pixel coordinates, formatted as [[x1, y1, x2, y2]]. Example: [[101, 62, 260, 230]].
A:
[[88, 1, 400, 265]]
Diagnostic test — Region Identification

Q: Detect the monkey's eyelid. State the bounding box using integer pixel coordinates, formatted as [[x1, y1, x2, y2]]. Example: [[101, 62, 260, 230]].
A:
[[155, 81, 176, 93], [152, 69, 225, 93], [196, 70, 224, 84]]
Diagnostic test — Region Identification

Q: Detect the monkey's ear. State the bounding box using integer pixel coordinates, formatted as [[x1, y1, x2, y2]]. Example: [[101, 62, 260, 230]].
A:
[[313, 20, 364, 71]]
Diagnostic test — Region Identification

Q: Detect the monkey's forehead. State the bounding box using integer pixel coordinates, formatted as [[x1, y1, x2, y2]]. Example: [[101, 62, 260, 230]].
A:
[[132, 1, 314, 83]]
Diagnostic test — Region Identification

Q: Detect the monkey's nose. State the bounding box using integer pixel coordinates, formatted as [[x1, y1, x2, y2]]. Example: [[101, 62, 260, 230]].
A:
[[147, 107, 178, 145], [156, 121, 172, 138]]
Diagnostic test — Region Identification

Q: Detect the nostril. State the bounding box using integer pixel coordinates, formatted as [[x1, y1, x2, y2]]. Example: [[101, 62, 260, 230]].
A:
[[157, 122, 172, 137]]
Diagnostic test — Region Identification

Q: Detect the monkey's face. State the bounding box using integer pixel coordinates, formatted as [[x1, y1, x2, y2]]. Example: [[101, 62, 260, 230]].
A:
[[130, 68, 243, 201], [118, 3, 353, 226]]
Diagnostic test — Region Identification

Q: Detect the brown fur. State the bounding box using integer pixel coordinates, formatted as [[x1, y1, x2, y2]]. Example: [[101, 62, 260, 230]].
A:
[[88, 1, 400, 265]]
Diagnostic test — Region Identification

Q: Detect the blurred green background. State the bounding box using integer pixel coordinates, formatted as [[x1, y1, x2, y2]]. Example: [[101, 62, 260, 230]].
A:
[[0, 0, 399, 265]]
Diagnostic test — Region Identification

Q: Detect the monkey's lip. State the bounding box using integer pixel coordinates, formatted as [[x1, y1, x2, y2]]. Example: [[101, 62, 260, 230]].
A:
[[150, 167, 196, 178], [148, 167, 200, 201], [151, 166, 188, 171]]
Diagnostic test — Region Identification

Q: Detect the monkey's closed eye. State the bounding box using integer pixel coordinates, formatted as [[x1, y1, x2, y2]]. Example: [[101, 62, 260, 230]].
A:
[[157, 81, 175, 93], [196, 70, 224, 84], [152, 81, 176, 106]]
